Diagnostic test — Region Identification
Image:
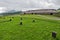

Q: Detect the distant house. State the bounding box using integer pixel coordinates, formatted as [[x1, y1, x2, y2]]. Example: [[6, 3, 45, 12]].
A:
[[23, 9, 57, 15]]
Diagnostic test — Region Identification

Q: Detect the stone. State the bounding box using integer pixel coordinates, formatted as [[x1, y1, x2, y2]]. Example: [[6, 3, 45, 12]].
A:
[[52, 31, 57, 38], [33, 20, 35, 22], [21, 18, 22, 20], [20, 22, 22, 25], [10, 19, 12, 21], [12, 17, 14, 18]]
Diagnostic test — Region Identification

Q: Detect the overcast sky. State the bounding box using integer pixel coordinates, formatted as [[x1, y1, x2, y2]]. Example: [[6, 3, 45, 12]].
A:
[[0, 0, 60, 11]]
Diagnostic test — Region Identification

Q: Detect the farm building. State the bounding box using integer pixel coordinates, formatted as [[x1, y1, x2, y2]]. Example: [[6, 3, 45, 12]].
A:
[[23, 9, 57, 15]]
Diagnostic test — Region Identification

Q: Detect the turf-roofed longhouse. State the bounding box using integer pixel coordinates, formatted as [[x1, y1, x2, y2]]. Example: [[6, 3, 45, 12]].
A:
[[23, 9, 57, 15]]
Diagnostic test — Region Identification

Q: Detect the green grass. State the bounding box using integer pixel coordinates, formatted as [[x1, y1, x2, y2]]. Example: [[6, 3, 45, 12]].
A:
[[0, 15, 60, 40], [54, 10, 60, 17], [54, 13, 60, 17]]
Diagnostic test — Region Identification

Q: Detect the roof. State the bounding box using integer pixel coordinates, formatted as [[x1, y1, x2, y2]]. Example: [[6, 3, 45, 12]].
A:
[[24, 9, 57, 13]]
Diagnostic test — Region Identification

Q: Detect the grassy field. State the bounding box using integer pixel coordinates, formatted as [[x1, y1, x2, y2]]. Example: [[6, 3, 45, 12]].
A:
[[0, 15, 60, 40], [54, 10, 60, 17]]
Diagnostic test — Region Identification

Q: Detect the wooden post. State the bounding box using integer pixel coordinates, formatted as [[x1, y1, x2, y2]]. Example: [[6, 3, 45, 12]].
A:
[[52, 31, 57, 38]]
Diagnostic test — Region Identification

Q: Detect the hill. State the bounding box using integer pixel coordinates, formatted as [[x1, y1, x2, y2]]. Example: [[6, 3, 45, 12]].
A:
[[0, 10, 22, 16]]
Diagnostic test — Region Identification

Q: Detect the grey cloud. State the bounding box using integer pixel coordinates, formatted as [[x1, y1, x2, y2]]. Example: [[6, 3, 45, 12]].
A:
[[0, 0, 60, 10], [50, 0, 60, 5]]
